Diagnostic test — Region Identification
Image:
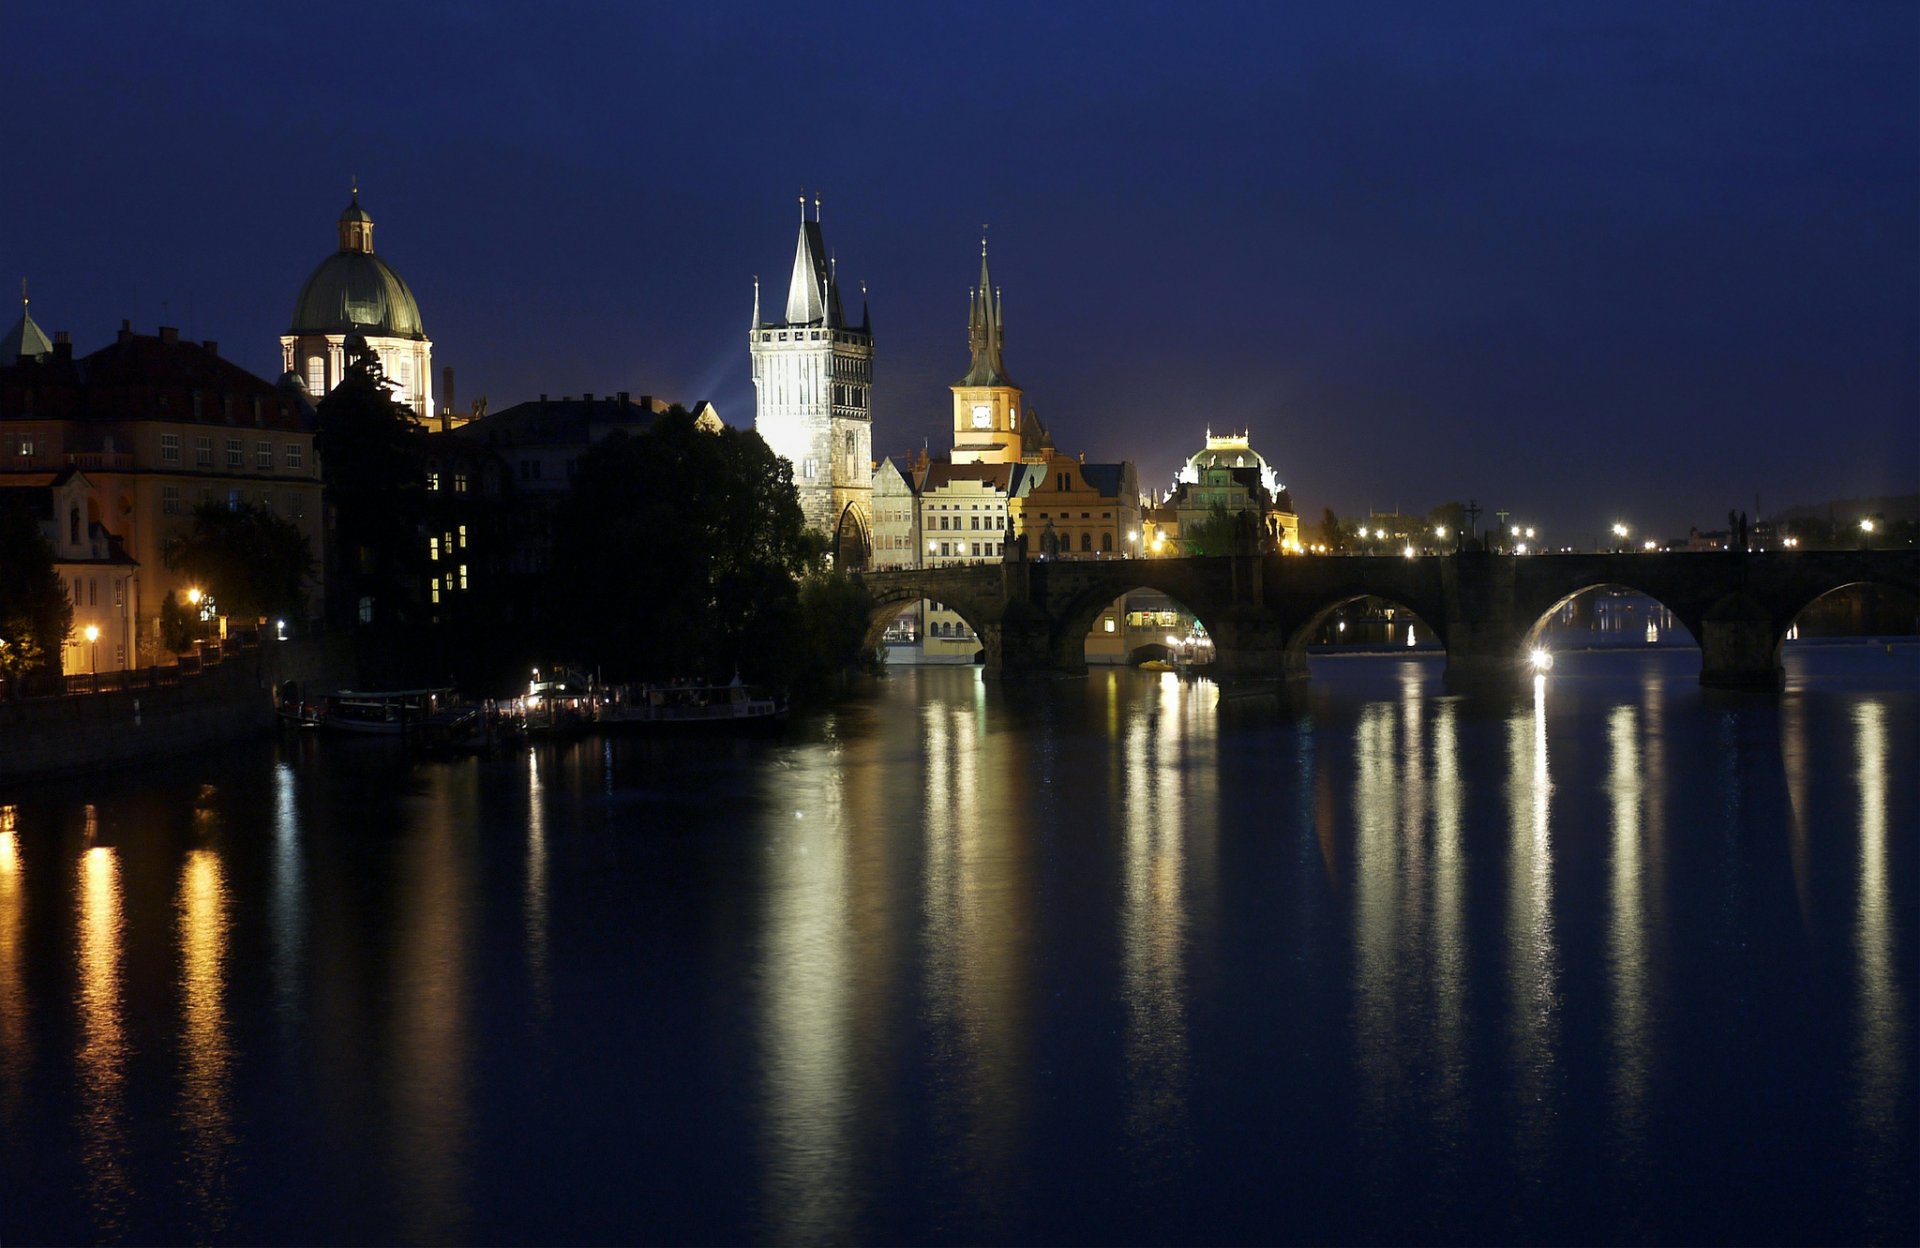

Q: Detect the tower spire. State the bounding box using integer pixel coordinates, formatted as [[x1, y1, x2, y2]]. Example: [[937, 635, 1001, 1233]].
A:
[[959, 229, 1011, 387], [751, 274, 761, 330]]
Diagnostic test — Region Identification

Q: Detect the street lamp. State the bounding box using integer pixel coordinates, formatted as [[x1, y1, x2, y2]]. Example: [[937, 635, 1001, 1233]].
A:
[[83, 624, 99, 677], [1860, 518, 1876, 550]]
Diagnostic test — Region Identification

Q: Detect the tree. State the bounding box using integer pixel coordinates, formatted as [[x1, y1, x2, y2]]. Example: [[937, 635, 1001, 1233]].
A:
[[316, 337, 426, 628], [1181, 502, 1238, 556], [0, 496, 72, 683], [1312, 506, 1350, 553], [546, 409, 818, 684], [795, 570, 883, 695], [163, 501, 312, 625], [1428, 501, 1467, 544], [158, 590, 195, 654]]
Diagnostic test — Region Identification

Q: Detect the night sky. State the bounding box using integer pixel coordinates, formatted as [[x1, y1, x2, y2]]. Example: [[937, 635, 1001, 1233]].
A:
[[10, 2, 1916, 541]]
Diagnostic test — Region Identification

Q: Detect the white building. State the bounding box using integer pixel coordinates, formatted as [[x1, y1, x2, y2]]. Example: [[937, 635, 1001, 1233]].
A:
[[749, 196, 874, 566]]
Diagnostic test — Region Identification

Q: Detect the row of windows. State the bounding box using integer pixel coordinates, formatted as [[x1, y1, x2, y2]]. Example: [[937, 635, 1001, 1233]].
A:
[[162, 485, 307, 519], [426, 470, 471, 493], [68, 576, 124, 609], [927, 620, 975, 639], [1030, 510, 1112, 520], [932, 514, 1008, 531], [931, 541, 1003, 558], [158, 434, 306, 471]]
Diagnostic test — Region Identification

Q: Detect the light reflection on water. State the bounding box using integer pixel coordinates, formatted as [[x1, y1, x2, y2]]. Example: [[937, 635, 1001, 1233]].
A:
[[1507, 674, 1560, 1171], [76, 842, 129, 1236], [176, 847, 233, 1235], [0, 653, 1913, 1244]]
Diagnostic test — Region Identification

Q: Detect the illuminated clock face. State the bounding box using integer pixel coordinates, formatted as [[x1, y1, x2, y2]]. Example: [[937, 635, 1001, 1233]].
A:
[[971, 404, 992, 429]]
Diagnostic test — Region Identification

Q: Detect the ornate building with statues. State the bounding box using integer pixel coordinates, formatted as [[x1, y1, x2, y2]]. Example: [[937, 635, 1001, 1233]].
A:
[[750, 196, 873, 566], [282, 188, 435, 424], [1143, 430, 1299, 554]]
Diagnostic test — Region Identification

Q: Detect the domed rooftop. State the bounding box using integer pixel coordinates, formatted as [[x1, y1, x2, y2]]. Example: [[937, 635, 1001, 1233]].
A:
[[1175, 430, 1284, 497], [290, 252, 426, 339], [288, 193, 427, 340]]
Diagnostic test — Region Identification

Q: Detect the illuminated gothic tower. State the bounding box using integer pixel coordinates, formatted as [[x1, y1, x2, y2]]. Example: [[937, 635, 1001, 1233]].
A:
[[950, 236, 1027, 465], [750, 195, 874, 565]]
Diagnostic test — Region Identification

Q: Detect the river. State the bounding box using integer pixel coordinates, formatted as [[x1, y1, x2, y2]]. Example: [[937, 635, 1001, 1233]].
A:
[[1, 645, 1914, 1244]]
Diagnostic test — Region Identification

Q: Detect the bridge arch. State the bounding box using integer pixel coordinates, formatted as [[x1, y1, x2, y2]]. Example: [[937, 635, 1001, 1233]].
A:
[[1778, 578, 1919, 641], [1519, 583, 1701, 652], [1285, 593, 1447, 663], [855, 579, 999, 658]]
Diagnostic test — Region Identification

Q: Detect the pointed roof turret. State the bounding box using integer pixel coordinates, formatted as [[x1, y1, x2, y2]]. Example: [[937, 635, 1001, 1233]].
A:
[[783, 190, 844, 326], [338, 180, 375, 253], [2, 279, 53, 362], [958, 232, 1014, 387]]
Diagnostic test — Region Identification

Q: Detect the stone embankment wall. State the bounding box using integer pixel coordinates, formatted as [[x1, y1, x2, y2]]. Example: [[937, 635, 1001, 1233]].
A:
[[0, 637, 356, 784]]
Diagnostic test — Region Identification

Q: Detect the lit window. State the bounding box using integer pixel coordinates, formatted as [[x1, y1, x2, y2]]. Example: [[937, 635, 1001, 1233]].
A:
[[16, 434, 34, 456], [427, 471, 440, 491], [306, 356, 325, 395], [458, 525, 467, 548], [429, 536, 440, 561], [458, 564, 468, 590]]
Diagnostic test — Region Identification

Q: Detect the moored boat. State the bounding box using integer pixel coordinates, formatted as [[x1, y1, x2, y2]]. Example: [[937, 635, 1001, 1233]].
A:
[[599, 680, 788, 731], [318, 689, 455, 737]]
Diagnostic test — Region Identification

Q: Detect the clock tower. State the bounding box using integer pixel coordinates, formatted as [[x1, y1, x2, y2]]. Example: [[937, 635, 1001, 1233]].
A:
[[950, 236, 1026, 465]]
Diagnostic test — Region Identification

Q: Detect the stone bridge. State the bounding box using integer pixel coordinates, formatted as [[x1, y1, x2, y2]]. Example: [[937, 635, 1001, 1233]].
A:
[[854, 550, 1919, 689]]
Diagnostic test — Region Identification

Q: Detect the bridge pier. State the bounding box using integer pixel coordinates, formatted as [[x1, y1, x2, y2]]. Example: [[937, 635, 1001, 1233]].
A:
[[1698, 617, 1784, 690], [979, 603, 1077, 679], [1209, 608, 1306, 683]]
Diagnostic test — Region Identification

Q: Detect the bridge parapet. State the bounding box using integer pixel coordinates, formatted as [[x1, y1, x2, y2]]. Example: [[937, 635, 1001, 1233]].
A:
[[856, 549, 1918, 690]]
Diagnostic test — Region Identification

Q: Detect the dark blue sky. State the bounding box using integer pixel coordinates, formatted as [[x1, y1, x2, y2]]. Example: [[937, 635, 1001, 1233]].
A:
[[9, 1, 1915, 540]]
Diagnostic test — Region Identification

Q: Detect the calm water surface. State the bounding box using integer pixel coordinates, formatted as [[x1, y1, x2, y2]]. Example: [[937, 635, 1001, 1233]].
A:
[[2, 647, 1915, 1244]]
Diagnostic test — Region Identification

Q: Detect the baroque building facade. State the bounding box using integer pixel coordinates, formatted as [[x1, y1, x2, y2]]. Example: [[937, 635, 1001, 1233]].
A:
[[750, 197, 873, 566], [1, 319, 324, 665], [282, 189, 436, 423]]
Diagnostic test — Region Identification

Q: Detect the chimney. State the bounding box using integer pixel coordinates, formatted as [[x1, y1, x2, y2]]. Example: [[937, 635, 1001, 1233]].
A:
[[203, 340, 218, 357], [441, 366, 455, 433], [118, 319, 133, 344], [617, 391, 629, 409], [583, 392, 593, 404], [53, 332, 71, 362], [159, 326, 178, 344]]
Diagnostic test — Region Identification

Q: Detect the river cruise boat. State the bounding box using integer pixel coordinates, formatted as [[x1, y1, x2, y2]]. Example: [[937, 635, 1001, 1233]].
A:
[[599, 680, 788, 731], [318, 689, 455, 737]]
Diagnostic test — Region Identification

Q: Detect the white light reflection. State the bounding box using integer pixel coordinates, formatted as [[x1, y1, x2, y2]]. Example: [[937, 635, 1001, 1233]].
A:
[[1606, 705, 1650, 1153], [920, 690, 1029, 1228], [525, 749, 550, 1019], [1118, 670, 1201, 1159], [1852, 702, 1902, 1176], [760, 757, 853, 1245], [1507, 674, 1560, 1164], [271, 762, 306, 1028]]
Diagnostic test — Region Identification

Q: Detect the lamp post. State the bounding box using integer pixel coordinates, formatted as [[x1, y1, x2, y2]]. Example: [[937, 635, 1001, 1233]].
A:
[[83, 624, 99, 678], [1611, 522, 1629, 553], [1860, 518, 1876, 550]]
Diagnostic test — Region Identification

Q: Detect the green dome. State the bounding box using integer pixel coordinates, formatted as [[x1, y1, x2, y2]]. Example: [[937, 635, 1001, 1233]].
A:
[[339, 197, 373, 225], [289, 250, 426, 339]]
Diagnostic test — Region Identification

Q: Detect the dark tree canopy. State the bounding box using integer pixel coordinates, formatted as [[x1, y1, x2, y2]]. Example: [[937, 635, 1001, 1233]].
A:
[[1181, 502, 1238, 557], [0, 496, 72, 678], [547, 410, 821, 684], [163, 501, 312, 623], [316, 338, 426, 627]]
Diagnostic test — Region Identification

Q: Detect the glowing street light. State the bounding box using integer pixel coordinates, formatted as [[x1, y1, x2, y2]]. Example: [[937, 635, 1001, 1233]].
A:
[[1643, 539, 1658, 551], [83, 623, 99, 677], [1529, 647, 1554, 672], [186, 586, 203, 607], [1402, 544, 1416, 559]]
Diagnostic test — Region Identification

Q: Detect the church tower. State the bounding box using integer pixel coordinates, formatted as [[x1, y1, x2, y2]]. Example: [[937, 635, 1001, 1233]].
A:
[[950, 235, 1027, 465], [750, 194, 875, 567]]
